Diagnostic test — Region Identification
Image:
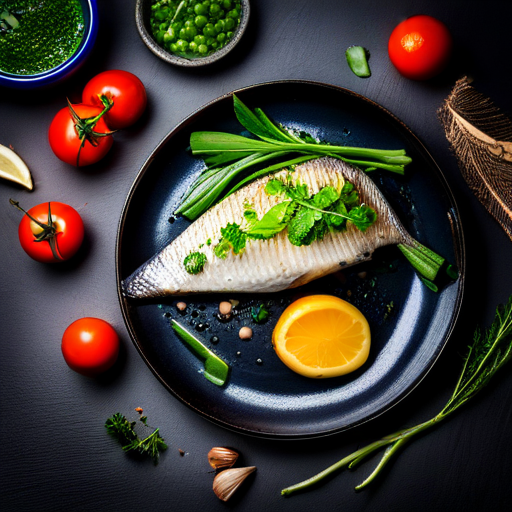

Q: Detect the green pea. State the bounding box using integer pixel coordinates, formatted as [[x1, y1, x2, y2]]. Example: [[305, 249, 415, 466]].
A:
[[203, 23, 217, 37], [197, 43, 208, 54], [195, 15, 208, 28], [223, 17, 235, 30], [227, 8, 239, 19], [194, 34, 206, 44], [185, 26, 198, 39], [211, 41, 219, 49], [170, 43, 178, 52], [194, 3, 207, 15], [223, 0, 232, 9], [215, 20, 225, 32], [189, 41, 198, 53], [179, 27, 187, 39], [206, 36, 215, 45], [203, 0, 211, 6], [176, 39, 189, 51], [159, 22, 168, 30], [156, 30, 165, 44], [163, 32, 173, 43], [226, 31, 233, 39], [210, 4, 221, 15], [217, 32, 226, 43], [171, 22, 181, 30]]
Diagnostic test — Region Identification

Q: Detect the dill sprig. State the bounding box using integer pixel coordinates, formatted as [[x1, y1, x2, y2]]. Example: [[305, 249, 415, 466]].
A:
[[105, 412, 168, 464], [282, 294, 512, 496]]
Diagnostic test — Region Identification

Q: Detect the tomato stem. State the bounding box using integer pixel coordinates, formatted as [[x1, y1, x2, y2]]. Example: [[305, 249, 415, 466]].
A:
[[9, 199, 63, 261], [66, 98, 116, 167]]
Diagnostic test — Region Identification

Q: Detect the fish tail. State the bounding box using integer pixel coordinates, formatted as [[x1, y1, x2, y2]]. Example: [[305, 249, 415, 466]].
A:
[[122, 256, 170, 299], [397, 240, 458, 292]]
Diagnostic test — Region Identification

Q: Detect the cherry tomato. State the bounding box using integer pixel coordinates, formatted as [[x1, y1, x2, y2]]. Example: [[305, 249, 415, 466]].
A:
[[61, 318, 120, 376], [11, 199, 84, 263], [388, 15, 452, 80], [48, 103, 113, 167], [82, 70, 147, 130]]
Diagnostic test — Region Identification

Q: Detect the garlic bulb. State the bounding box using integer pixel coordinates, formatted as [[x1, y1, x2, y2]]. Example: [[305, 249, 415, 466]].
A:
[[207, 447, 239, 470], [213, 466, 256, 502]]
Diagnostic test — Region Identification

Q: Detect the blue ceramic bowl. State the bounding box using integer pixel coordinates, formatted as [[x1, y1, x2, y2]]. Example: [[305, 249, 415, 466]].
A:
[[0, 0, 98, 90]]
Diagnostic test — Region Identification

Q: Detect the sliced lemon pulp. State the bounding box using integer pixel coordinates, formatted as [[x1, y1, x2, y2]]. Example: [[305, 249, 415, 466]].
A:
[[0, 143, 33, 190], [272, 295, 371, 378]]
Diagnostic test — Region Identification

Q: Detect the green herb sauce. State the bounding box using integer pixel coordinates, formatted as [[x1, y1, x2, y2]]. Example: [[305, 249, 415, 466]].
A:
[[0, 0, 85, 75]]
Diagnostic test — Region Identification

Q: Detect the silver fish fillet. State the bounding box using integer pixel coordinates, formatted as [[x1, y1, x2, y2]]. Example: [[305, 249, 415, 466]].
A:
[[123, 157, 415, 298]]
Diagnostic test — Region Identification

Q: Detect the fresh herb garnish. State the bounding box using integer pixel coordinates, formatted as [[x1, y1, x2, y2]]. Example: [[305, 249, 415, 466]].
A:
[[282, 294, 512, 496], [183, 251, 207, 274], [105, 412, 167, 464], [175, 95, 412, 220], [213, 177, 377, 257]]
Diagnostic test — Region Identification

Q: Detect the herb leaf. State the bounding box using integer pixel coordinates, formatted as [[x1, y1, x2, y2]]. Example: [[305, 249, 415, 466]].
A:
[[214, 223, 247, 258], [183, 251, 207, 274], [245, 201, 296, 239], [105, 412, 167, 465]]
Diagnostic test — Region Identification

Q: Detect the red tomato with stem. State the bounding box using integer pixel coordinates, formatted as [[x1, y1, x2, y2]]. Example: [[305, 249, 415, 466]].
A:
[[10, 199, 84, 263], [388, 15, 452, 80], [49, 102, 114, 167], [82, 70, 147, 130], [61, 318, 120, 377]]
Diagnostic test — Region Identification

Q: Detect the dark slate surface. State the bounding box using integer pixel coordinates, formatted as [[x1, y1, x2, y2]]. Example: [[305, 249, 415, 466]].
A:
[[1, 1, 511, 511]]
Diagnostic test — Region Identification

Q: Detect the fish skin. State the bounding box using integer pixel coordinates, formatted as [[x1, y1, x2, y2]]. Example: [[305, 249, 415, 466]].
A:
[[122, 157, 412, 299]]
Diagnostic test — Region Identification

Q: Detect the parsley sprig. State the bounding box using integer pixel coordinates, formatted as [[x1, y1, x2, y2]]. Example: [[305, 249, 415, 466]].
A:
[[282, 294, 512, 495], [105, 412, 167, 464], [213, 177, 377, 259]]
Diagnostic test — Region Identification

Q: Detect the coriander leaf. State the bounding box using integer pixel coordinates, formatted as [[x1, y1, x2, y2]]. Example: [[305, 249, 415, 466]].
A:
[[265, 179, 287, 196], [312, 186, 340, 209], [286, 182, 310, 201], [339, 182, 360, 206], [325, 199, 348, 229], [347, 205, 377, 232], [243, 203, 259, 228], [287, 206, 321, 246], [245, 201, 296, 239], [214, 223, 247, 258]]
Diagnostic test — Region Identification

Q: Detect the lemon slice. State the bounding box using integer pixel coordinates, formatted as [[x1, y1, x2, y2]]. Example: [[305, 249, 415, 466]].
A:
[[272, 295, 371, 378], [0, 143, 33, 190]]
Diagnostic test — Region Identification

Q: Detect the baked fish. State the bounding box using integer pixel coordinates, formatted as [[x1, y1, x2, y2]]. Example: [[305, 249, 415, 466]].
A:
[[123, 157, 449, 298]]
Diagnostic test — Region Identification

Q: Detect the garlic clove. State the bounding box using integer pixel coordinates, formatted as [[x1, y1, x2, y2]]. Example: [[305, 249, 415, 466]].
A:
[[213, 466, 256, 502], [208, 446, 239, 469]]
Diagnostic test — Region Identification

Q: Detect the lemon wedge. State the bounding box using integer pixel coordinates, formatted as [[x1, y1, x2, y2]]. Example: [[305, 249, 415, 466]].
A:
[[0, 143, 33, 190]]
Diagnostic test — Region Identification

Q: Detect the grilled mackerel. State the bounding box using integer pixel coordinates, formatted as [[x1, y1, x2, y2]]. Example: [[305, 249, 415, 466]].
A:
[[123, 157, 416, 298]]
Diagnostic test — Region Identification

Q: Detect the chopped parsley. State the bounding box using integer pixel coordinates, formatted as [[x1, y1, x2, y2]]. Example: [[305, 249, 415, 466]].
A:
[[183, 251, 207, 274]]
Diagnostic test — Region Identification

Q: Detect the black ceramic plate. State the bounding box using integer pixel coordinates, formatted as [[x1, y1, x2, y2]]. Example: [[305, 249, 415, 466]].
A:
[[116, 81, 465, 439]]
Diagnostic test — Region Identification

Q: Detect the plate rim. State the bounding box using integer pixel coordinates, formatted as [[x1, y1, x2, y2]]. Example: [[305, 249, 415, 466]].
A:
[[115, 79, 466, 439]]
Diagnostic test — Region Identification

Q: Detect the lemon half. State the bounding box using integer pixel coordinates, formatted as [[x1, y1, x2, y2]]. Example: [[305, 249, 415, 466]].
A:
[[272, 295, 371, 378]]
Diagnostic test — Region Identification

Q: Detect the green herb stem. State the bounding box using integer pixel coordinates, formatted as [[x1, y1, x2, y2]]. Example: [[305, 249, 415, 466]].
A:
[[281, 295, 512, 497], [176, 96, 412, 220]]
